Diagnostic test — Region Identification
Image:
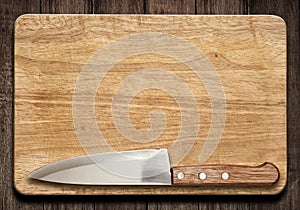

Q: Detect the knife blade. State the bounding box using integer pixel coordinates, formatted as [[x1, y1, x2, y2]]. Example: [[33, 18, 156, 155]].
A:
[[28, 148, 279, 186]]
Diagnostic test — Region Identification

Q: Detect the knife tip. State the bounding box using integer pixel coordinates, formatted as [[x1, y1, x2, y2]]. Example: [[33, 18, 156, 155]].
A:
[[27, 171, 36, 179], [27, 168, 43, 180]]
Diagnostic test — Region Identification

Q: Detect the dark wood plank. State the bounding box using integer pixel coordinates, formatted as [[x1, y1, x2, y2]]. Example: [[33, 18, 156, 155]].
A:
[[94, 0, 144, 14], [96, 202, 147, 210], [198, 201, 252, 210], [41, 0, 92, 13], [148, 202, 198, 210], [0, 0, 42, 209], [146, 0, 195, 14], [43, 201, 95, 210], [249, 0, 300, 209], [196, 0, 248, 14], [288, 66, 300, 154]]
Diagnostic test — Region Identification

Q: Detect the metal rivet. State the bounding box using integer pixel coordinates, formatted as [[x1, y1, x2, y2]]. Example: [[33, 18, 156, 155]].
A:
[[177, 172, 185, 179], [221, 172, 229, 180], [199, 172, 207, 180]]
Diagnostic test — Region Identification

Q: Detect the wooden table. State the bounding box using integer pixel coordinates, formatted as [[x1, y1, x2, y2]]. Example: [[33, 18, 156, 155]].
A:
[[1, 0, 299, 209]]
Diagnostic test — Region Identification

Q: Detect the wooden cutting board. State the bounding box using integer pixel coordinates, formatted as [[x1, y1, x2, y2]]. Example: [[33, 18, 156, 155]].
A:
[[14, 15, 286, 195]]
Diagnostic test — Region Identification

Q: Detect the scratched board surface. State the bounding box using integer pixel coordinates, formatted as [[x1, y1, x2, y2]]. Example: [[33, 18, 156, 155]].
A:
[[14, 15, 286, 195]]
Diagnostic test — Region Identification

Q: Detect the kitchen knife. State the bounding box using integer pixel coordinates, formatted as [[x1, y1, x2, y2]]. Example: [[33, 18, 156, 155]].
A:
[[28, 149, 279, 185]]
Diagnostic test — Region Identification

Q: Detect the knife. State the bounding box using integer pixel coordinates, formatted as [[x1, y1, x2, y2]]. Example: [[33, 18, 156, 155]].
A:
[[28, 149, 279, 185]]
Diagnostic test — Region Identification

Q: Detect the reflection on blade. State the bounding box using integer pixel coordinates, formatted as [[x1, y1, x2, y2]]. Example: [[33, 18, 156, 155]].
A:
[[28, 149, 171, 185]]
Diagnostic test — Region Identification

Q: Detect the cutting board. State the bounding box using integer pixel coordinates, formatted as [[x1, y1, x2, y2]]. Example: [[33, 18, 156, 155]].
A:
[[14, 15, 286, 195]]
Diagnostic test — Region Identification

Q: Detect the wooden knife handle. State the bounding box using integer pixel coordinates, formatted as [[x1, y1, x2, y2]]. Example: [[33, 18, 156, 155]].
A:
[[172, 162, 279, 185]]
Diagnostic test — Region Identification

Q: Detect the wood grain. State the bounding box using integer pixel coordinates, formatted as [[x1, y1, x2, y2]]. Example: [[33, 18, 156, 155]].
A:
[[95, 202, 147, 210], [148, 202, 199, 210], [145, 3, 199, 210], [146, 0, 195, 14], [0, 1, 43, 209], [39, 1, 95, 210], [95, 0, 144, 14], [145, 2, 199, 210], [196, 0, 248, 14], [93, 2, 147, 210], [249, 0, 300, 209], [195, 3, 251, 210], [0, 0, 298, 209], [145, 4, 198, 210], [41, 0, 92, 14], [172, 163, 279, 185], [14, 15, 286, 195]]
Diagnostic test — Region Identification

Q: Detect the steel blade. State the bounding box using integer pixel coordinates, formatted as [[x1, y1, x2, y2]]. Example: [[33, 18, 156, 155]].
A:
[[28, 149, 171, 185]]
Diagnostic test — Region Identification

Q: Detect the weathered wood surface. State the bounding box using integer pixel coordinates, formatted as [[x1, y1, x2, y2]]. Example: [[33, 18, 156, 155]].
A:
[[0, 0, 299, 209], [14, 14, 286, 195]]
